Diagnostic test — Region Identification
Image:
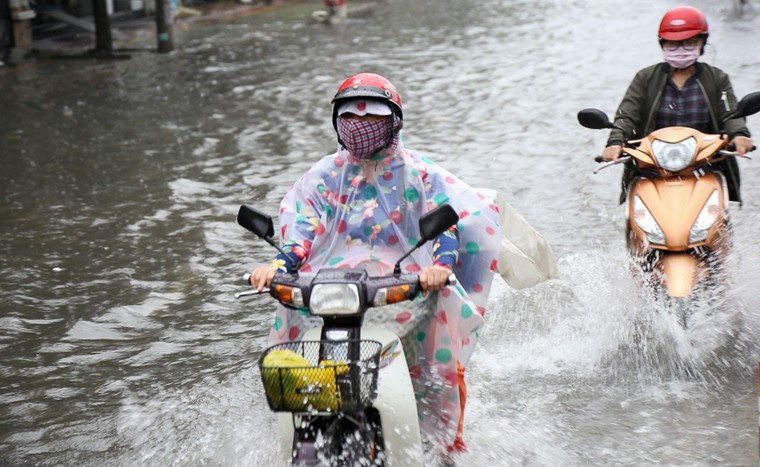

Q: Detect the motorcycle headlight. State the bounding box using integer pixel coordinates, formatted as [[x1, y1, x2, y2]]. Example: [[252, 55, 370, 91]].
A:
[[309, 283, 361, 316], [689, 191, 720, 243], [632, 195, 665, 245], [651, 137, 697, 172]]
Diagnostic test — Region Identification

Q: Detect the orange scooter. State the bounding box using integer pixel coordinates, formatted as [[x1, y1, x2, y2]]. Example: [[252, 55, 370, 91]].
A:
[[578, 92, 760, 301]]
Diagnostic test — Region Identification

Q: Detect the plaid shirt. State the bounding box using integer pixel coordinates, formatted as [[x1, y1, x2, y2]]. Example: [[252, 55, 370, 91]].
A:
[[655, 75, 711, 133]]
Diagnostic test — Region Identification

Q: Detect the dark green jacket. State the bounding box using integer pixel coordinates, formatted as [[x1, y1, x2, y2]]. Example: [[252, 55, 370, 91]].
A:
[[607, 62, 750, 203]]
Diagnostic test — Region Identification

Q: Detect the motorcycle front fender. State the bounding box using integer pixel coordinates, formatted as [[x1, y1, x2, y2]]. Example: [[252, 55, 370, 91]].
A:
[[658, 253, 704, 298]]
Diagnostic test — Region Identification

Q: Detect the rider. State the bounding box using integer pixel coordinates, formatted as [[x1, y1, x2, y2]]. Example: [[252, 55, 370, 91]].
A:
[[250, 73, 501, 453], [601, 6, 753, 204]]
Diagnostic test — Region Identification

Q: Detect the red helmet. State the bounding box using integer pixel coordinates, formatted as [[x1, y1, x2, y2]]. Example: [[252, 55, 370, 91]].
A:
[[331, 73, 403, 133], [658, 6, 708, 41]]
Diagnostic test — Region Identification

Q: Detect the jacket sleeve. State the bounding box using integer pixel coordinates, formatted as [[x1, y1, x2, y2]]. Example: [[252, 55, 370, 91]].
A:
[[275, 172, 322, 267], [607, 67, 652, 145], [431, 226, 460, 271]]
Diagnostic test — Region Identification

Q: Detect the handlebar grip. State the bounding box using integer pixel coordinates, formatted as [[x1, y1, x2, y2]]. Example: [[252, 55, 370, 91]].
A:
[[445, 274, 457, 287], [725, 144, 756, 154], [243, 273, 252, 285], [595, 155, 604, 163]]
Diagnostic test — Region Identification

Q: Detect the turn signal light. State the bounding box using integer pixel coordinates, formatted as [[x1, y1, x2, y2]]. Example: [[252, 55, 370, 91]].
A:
[[374, 285, 413, 306], [272, 285, 304, 307]]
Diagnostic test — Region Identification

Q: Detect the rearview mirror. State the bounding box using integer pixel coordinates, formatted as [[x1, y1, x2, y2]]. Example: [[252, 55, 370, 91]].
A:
[[237, 205, 275, 239], [418, 203, 459, 243], [237, 205, 294, 272], [577, 109, 615, 130], [393, 204, 459, 275], [735, 91, 760, 118]]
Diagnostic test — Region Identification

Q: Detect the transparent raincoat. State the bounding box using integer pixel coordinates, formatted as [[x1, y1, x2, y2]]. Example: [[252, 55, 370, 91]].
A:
[[267, 140, 502, 444]]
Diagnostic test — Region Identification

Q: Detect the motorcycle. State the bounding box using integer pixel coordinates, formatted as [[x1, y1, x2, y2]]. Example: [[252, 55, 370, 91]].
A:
[[577, 92, 760, 308], [235, 203, 460, 466]]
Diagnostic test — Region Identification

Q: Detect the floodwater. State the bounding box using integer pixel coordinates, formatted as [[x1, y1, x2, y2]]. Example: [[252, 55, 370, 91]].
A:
[[1, 0, 760, 465]]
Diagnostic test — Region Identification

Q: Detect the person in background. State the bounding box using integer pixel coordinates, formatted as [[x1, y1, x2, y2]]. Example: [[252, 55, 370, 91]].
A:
[[602, 5, 753, 204], [325, 0, 346, 20], [250, 72, 502, 455]]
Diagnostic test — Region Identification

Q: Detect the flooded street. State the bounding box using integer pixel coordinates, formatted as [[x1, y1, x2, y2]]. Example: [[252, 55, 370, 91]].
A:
[[2, 0, 760, 464]]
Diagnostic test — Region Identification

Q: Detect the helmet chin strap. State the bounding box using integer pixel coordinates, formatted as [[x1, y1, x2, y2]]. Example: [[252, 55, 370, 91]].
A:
[[379, 115, 402, 154], [393, 113, 403, 132]]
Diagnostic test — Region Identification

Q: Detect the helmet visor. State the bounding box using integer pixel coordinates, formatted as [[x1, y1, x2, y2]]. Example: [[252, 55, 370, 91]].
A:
[[338, 100, 392, 117]]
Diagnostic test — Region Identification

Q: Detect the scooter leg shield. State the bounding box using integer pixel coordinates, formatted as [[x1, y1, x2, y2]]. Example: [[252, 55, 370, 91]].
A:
[[362, 327, 424, 465], [659, 254, 700, 298]]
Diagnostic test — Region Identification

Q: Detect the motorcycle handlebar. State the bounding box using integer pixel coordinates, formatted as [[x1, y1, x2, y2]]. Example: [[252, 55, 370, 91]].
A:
[[234, 288, 267, 299], [235, 271, 455, 300], [719, 145, 756, 160], [235, 272, 269, 299], [726, 143, 756, 152], [242, 270, 453, 285]]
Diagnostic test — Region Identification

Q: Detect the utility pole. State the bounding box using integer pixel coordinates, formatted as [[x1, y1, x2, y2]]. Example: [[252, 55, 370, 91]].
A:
[[8, 0, 36, 56], [91, 0, 113, 56], [155, 0, 173, 53]]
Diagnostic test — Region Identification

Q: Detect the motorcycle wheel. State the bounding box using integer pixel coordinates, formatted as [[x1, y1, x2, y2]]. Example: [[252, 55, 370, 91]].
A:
[[293, 408, 385, 466], [326, 408, 385, 466]]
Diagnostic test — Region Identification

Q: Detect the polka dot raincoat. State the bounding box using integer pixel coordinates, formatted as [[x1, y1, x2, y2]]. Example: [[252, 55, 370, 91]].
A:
[[267, 141, 502, 444]]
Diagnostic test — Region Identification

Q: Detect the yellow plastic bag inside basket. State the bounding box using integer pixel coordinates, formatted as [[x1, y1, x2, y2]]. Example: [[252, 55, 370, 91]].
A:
[[261, 349, 350, 411]]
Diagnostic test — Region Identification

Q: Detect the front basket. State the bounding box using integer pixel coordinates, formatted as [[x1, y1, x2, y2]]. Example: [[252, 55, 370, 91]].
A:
[[259, 340, 381, 413]]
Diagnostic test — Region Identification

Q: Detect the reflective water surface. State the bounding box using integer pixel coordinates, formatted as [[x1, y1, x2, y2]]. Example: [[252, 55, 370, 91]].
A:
[[2, 0, 760, 465]]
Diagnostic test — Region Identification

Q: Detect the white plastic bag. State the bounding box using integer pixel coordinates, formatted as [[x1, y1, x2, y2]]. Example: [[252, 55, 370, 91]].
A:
[[481, 189, 558, 289]]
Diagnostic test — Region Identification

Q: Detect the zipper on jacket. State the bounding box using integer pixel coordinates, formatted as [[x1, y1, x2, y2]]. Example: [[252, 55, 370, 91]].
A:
[[645, 89, 663, 135], [721, 91, 730, 112], [696, 79, 719, 133]]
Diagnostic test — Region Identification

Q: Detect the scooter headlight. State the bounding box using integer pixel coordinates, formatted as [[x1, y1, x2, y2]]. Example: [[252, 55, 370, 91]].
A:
[[651, 137, 697, 172], [689, 190, 720, 243], [632, 195, 665, 245], [309, 283, 361, 316]]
